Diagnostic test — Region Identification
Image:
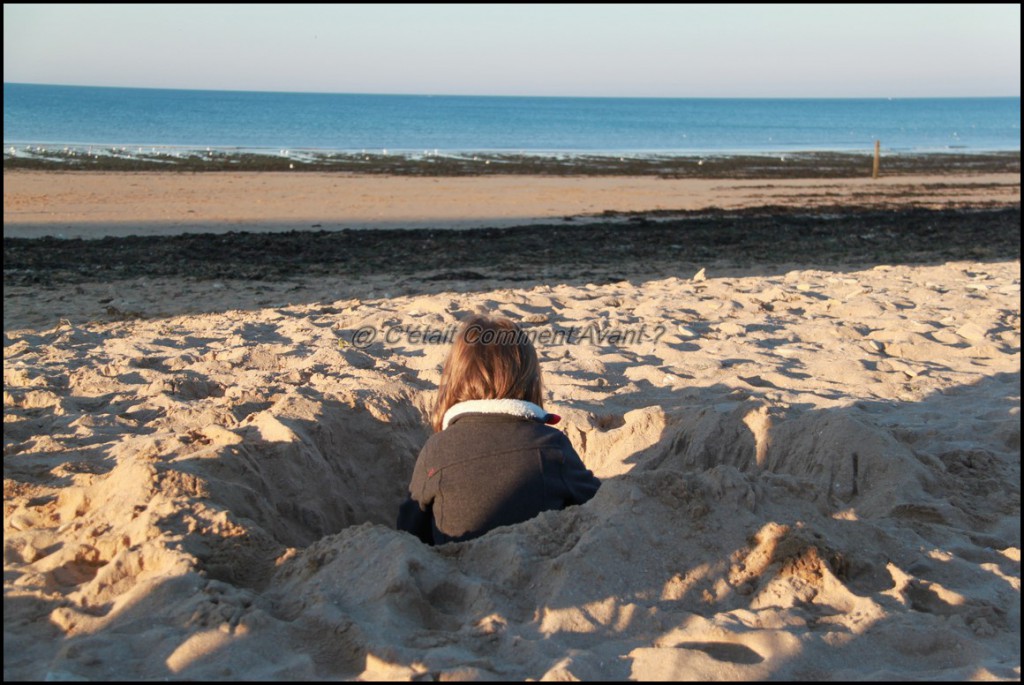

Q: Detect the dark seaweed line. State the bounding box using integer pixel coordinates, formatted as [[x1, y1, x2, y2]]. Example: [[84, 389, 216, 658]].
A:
[[4, 206, 1019, 287]]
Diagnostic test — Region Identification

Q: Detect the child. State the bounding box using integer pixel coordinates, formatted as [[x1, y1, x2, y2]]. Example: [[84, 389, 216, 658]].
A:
[[397, 314, 600, 545]]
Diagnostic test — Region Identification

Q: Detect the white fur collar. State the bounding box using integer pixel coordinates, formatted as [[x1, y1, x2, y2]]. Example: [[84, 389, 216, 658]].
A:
[[442, 399, 558, 430]]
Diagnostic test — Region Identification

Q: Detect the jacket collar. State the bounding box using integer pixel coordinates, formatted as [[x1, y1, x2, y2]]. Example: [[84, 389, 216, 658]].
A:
[[442, 399, 561, 430]]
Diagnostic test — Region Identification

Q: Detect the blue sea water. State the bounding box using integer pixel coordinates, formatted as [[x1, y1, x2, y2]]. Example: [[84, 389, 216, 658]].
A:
[[3, 83, 1020, 157]]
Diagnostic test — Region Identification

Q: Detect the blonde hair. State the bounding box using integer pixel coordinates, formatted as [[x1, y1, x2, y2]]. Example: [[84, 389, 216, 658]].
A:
[[431, 315, 543, 432]]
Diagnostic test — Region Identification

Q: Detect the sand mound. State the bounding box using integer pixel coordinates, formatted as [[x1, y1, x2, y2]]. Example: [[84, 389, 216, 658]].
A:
[[4, 260, 1020, 680]]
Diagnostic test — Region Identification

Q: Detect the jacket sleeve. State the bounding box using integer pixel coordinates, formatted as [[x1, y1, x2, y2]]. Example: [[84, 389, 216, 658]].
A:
[[396, 495, 434, 544], [558, 433, 601, 506], [395, 447, 436, 544]]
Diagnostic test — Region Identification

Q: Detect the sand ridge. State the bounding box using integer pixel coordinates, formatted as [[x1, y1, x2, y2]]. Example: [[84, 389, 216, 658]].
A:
[[3, 256, 1020, 680]]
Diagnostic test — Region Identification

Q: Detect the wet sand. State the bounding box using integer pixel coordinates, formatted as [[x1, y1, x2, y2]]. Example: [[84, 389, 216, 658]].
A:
[[3, 167, 1020, 239]]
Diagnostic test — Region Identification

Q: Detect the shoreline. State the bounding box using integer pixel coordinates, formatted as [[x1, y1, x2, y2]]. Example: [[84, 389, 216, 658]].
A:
[[3, 149, 1019, 176]]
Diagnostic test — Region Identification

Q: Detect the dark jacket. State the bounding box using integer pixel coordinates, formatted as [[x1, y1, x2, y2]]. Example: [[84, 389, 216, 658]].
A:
[[396, 412, 600, 545]]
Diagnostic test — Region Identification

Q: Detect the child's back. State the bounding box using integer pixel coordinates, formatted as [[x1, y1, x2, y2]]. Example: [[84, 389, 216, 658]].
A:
[[396, 316, 600, 545], [398, 399, 600, 544]]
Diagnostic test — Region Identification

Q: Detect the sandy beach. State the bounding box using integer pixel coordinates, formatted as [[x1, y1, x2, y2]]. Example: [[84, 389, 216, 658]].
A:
[[3, 168, 1021, 238], [3, 167, 1021, 680]]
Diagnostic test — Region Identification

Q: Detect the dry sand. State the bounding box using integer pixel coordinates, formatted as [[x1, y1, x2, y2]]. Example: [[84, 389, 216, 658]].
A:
[[3, 170, 1021, 680]]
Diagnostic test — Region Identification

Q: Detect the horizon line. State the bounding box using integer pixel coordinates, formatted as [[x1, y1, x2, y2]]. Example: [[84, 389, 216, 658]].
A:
[[4, 81, 1021, 101]]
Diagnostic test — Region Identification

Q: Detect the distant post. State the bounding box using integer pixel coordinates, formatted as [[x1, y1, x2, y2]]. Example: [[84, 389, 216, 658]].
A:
[[872, 140, 880, 179]]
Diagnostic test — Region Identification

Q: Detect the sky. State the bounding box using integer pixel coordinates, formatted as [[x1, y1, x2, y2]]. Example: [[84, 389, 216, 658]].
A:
[[3, 3, 1020, 98]]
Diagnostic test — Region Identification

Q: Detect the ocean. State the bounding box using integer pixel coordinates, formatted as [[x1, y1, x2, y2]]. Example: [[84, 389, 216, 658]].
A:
[[3, 83, 1020, 160]]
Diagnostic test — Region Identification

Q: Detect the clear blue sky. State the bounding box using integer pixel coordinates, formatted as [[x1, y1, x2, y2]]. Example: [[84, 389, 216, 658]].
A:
[[4, 3, 1020, 97]]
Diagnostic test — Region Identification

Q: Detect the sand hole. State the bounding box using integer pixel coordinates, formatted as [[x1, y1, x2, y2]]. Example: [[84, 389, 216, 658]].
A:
[[172, 395, 429, 583]]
